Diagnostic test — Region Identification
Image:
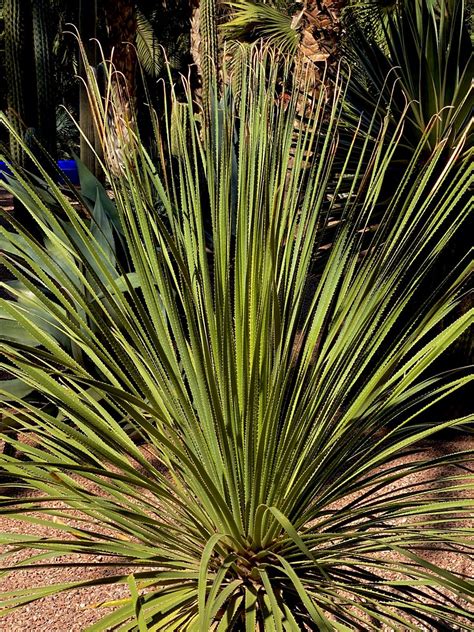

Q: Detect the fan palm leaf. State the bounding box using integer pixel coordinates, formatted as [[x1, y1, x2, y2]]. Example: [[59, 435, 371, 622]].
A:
[[222, 0, 301, 56], [0, 47, 473, 629], [135, 8, 163, 77]]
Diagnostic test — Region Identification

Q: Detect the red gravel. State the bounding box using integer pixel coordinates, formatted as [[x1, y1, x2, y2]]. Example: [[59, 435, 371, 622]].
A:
[[0, 436, 472, 630]]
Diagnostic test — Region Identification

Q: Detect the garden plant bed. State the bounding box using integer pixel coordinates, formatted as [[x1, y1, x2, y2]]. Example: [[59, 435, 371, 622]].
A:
[[0, 5, 472, 625]]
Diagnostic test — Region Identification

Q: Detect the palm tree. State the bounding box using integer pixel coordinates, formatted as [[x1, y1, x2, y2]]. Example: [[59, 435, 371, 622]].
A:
[[220, 0, 343, 89], [103, 0, 137, 97]]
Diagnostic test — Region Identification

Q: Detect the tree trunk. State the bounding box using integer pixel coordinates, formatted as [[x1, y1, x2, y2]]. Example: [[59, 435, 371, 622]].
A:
[[79, 0, 100, 176], [103, 0, 137, 104]]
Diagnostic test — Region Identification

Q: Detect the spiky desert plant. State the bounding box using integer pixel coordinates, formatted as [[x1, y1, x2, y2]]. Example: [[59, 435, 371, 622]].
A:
[[190, 0, 219, 129], [0, 48, 473, 629], [31, 0, 56, 158], [343, 0, 473, 154]]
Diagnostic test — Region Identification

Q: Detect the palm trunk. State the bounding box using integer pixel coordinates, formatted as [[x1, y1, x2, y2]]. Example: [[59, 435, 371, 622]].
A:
[[103, 0, 137, 104], [79, 0, 100, 176], [101, 0, 137, 173]]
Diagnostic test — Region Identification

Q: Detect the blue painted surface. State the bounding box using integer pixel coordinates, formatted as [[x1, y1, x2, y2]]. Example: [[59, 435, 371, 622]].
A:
[[0, 160, 80, 185], [57, 160, 80, 185], [0, 162, 12, 178]]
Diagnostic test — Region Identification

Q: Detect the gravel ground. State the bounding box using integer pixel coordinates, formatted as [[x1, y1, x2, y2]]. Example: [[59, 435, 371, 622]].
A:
[[0, 435, 472, 631], [0, 480, 139, 631]]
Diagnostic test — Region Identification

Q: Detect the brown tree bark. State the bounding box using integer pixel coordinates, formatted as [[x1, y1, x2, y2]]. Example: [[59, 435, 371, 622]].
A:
[[79, 0, 100, 176], [99, 0, 137, 174], [103, 0, 137, 104]]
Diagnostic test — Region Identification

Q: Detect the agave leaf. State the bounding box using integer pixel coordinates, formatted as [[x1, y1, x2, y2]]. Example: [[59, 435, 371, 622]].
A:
[[73, 153, 122, 232], [89, 188, 116, 270], [1, 285, 69, 348], [0, 378, 34, 401], [0, 315, 41, 346]]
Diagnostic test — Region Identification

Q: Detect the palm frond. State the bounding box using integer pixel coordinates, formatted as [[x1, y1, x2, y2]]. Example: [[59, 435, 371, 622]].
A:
[[222, 0, 300, 55], [135, 9, 164, 78]]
